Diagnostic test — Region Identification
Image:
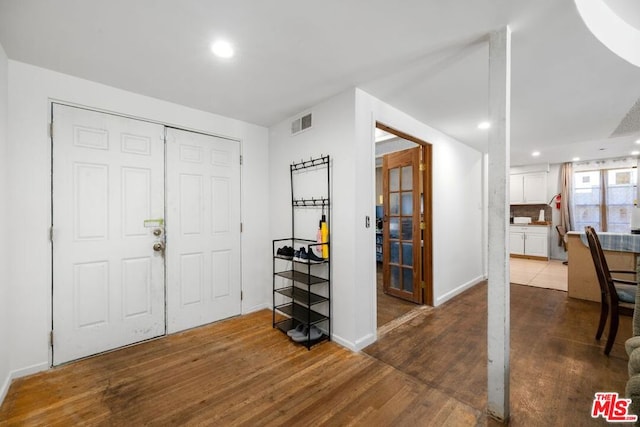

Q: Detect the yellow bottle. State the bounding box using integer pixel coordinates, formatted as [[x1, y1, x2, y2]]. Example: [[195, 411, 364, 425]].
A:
[[321, 215, 329, 259]]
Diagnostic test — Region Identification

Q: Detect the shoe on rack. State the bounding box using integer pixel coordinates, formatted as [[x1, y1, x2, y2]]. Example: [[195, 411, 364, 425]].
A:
[[292, 325, 323, 342], [287, 323, 305, 337], [306, 248, 324, 264], [294, 247, 307, 262], [277, 246, 294, 259], [289, 325, 308, 340]]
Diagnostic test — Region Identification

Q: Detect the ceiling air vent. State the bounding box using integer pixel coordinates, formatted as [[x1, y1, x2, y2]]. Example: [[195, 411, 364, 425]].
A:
[[291, 113, 312, 135]]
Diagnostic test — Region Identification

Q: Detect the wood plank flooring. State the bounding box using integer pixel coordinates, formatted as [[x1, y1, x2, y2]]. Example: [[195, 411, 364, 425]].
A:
[[0, 311, 479, 426], [365, 282, 632, 426], [0, 282, 632, 426]]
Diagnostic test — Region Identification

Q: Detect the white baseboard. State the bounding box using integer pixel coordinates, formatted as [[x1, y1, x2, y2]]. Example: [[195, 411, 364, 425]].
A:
[[0, 371, 10, 408], [330, 333, 358, 352], [329, 331, 376, 352], [354, 332, 376, 351], [11, 362, 49, 379], [0, 361, 49, 407], [435, 276, 485, 306]]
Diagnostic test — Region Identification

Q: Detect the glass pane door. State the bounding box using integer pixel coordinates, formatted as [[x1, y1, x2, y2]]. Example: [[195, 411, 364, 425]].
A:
[[382, 147, 421, 303]]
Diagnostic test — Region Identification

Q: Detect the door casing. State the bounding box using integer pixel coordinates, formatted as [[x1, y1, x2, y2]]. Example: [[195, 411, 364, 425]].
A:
[[376, 122, 433, 306]]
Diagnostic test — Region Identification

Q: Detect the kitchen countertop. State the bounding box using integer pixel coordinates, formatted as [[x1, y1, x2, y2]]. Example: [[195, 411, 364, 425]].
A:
[[510, 222, 552, 227]]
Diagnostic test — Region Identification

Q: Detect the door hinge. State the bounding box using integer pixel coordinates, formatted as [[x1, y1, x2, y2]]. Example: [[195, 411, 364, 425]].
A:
[[240, 223, 243, 232], [420, 222, 425, 230], [240, 155, 243, 165], [49, 122, 54, 138], [49, 330, 53, 346], [419, 163, 425, 172], [420, 281, 426, 289], [241, 291, 243, 301], [49, 227, 54, 242]]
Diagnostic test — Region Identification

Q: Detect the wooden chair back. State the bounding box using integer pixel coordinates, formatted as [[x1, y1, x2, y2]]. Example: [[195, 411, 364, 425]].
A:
[[584, 226, 619, 306]]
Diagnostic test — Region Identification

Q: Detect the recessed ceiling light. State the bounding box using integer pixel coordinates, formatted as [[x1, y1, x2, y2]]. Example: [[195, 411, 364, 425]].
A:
[[635, 139, 640, 144], [211, 40, 234, 58], [477, 121, 491, 130], [532, 151, 541, 157], [632, 150, 640, 155], [572, 157, 580, 161]]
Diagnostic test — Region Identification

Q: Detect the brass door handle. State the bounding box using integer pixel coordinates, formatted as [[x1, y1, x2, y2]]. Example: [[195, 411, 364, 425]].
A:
[[153, 242, 165, 252]]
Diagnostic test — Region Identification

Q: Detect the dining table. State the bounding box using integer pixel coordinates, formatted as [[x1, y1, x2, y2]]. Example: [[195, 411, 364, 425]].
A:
[[567, 231, 640, 302]]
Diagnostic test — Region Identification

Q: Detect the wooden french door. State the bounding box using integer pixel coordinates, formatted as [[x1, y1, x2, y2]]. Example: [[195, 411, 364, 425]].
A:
[[382, 147, 422, 303]]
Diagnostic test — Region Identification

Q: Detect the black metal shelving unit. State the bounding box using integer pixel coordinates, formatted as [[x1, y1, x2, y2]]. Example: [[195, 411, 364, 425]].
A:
[[272, 155, 330, 349]]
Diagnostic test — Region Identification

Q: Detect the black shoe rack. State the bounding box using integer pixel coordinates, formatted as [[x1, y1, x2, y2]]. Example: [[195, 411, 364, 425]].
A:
[[272, 155, 330, 349]]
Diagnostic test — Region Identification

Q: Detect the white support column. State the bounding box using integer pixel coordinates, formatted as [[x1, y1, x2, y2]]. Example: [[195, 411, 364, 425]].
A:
[[487, 26, 511, 423]]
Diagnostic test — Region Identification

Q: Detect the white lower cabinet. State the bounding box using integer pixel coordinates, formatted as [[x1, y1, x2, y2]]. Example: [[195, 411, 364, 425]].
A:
[[509, 226, 549, 259], [509, 230, 525, 255]]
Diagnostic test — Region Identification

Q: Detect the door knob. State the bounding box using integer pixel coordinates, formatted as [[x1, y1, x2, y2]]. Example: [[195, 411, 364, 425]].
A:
[[153, 228, 163, 236], [153, 242, 165, 252]]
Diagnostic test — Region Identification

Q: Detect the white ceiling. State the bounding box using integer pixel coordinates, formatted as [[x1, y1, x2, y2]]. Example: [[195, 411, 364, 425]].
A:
[[0, 0, 639, 166]]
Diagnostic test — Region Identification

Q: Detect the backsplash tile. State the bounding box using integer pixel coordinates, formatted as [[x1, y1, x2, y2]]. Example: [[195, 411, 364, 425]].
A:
[[510, 204, 552, 222]]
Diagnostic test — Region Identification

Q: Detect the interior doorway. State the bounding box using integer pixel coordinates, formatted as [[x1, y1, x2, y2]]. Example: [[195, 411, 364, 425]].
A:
[[374, 122, 433, 328]]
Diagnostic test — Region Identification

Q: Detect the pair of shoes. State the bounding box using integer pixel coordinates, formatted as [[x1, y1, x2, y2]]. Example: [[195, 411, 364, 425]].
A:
[[291, 325, 323, 343], [277, 246, 294, 259], [293, 247, 324, 263], [287, 323, 305, 337]]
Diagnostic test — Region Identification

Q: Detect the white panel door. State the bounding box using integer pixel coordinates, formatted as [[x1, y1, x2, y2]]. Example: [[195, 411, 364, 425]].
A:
[[52, 104, 166, 365], [166, 128, 241, 333]]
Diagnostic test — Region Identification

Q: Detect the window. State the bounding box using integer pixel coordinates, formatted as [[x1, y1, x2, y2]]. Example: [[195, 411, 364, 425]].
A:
[[572, 167, 637, 233]]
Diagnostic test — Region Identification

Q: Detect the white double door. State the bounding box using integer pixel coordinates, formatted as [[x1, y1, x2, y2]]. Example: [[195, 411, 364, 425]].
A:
[[52, 104, 241, 365]]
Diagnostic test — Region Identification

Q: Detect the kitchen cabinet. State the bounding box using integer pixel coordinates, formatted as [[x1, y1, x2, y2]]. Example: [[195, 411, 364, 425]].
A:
[[510, 173, 547, 204], [509, 225, 549, 259]]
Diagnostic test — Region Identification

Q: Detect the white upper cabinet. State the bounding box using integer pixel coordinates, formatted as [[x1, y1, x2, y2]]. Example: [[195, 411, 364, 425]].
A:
[[510, 175, 525, 204], [510, 172, 547, 204]]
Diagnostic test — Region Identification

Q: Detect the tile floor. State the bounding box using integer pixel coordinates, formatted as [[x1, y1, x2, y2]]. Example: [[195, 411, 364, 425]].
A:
[[509, 257, 568, 291]]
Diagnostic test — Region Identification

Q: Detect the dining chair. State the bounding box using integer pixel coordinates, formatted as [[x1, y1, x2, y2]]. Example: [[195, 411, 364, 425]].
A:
[[556, 225, 568, 265], [584, 226, 637, 355]]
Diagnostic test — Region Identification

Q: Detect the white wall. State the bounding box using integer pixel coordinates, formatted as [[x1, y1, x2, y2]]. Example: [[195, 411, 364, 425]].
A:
[[6, 61, 270, 379], [269, 88, 485, 351], [355, 89, 486, 309], [0, 42, 11, 406], [547, 163, 566, 260], [269, 89, 359, 349]]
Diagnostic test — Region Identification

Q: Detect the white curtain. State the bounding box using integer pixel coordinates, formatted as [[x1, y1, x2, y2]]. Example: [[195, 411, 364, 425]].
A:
[[560, 162, 573, 234]]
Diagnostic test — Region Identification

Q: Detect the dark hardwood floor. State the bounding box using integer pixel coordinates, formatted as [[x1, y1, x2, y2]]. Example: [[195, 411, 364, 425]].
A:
[[0, 282, 632, 426], [365, 282, 632, 426]]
